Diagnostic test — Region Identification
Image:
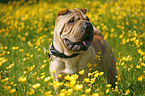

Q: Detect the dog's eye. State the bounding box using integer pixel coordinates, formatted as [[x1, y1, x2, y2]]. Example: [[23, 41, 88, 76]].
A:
[[68, 18, 75, 23]]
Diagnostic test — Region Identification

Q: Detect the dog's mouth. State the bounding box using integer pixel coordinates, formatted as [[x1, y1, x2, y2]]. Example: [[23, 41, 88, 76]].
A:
[[64, 37, 91, 52]]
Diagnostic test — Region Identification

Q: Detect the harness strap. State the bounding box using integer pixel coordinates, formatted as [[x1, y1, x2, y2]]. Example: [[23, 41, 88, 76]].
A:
[[47, 43, 80, 58]]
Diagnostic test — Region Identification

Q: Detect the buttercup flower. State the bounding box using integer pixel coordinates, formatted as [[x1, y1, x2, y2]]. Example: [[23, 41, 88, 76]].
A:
[[79, 70, 84, 75], [43, 91, 51, 96], [138, 76, 142, 81], [124, 90, 130, 95], [74, 84, 83, 91], [32, 83, 41, 89], [85, 88, 91, 93], [9, 88, 16, 93], [106, 84, 112, 87], [18, 76, 27, 82], [26, 89, 34, 95], [44, 76, 52, 82]]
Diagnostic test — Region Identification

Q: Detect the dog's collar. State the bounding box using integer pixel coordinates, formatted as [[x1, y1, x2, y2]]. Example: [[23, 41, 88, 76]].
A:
[[47, 43, 80, 58]]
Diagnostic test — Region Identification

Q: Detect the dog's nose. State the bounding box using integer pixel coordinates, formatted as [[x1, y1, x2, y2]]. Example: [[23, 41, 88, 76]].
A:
[[82, 22, 93, 34], [84, 22, 93, 32], [80, 22, 94, 41]]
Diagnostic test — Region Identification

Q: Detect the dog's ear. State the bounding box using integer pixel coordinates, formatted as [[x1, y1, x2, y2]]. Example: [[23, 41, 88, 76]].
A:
[[80, 8, 87, 14], [58, 9, 69, 16]]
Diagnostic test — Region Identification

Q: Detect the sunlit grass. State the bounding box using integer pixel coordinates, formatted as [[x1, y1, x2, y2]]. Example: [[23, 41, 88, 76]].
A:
[[0, 0, 145, 95]]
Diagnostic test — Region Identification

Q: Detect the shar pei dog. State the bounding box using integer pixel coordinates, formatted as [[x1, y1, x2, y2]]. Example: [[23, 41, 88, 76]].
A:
[[48, 8, 117, 89]]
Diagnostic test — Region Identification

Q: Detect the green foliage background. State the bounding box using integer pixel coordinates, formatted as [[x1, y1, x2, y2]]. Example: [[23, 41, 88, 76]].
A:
[[0, 0, 145, 95]]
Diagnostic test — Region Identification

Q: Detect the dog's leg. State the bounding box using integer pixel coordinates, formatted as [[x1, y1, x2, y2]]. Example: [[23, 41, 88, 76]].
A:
[[92, 35, 117, 88], [49, 59, 66, 94], [101, 41, 117, 88]]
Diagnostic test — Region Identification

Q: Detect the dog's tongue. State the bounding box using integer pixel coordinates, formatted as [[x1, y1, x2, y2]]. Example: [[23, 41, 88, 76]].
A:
[[83, 38, 91, 47]]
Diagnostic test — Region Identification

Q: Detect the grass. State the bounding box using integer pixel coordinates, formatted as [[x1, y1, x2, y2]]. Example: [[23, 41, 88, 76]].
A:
[[0, 0, 145, 95]]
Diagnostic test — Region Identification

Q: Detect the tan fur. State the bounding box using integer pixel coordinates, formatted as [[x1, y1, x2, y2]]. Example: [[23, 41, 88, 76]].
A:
[[49, 9, 117, 90]]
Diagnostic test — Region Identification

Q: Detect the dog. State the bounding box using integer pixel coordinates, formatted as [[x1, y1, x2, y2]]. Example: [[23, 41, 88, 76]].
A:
[[48, 8, 117, 90]]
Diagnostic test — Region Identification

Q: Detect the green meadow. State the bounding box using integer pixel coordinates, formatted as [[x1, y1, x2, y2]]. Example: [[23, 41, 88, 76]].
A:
[[0, 0, 145, 95]]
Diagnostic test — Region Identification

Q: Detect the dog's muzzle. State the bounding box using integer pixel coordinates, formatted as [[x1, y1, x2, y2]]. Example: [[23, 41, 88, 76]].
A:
[[64, 22, 94, 52]]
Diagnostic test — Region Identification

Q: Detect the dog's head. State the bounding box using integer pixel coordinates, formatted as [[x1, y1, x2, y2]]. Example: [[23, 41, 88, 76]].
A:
[[53, 8, 94, 55]]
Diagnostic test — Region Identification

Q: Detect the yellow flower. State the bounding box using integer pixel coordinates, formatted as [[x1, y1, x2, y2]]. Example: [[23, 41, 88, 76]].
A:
[[0, 62, 2, 66], [122, 38, 126, 44], [6, 63, 15, 69], [92, 93, 99, 96], [60, 89, 66, 93], [95, 55, 101, 60], [64, 82, 70, 87], [12, 47, 19, 50], [119, 34, 123, 39], [93, 63, 97, 67], [6, 51, 10, 54], [25, 32, 29, 36], [85, 88, 91, 93], [50, 69, 56, 73], [70, 74, 79, 80], [32, 83, 41, 89], [140, 62, 145, 67], [57, 74, 62, 77], [43, 91, 51, 96], [44, 76, 51, 82], [74, 84, 83, 91], [79, 70, 84, 75], [121, 62, 125, 66], [37, 48, 41, 51], [53, 83, 60, 88], [25, 53, 29, 56], [9, 88, 16, 93], [106, 88, 109, 93], [40, 72, 45, 75], [4, 86, 11, 90], [124, 90, 130, 95], [30, 54, 33, 58], [90, 78, 95, 84], [89, 68, 92, 71], [94, 73, 99, 77], [87, 63, 92, 68], [59, 93, 65, 96], [99, 72, 104, 76], [64, 75, 71, 81], [136, 65, 140, 69], [97, 51, 102, 54], [4, 77, 9, 82], [23, 58, 26, 61], [18, 76, 27, 82], [26, 89, 34, 95], [40, 75, 45, 79], [40, 64, 45, 69], [106, 84, 112, 87], [67, 89, 73, 95], [28, 65, 35, 71], [43, 60, 47, 63], [88, 73, 92, 77], [83, 78, 90, 83], [32, 72, 37, 76], [110, 28, 115, 33], [70, 79, 76, 87], [138, 76, 142, 81]]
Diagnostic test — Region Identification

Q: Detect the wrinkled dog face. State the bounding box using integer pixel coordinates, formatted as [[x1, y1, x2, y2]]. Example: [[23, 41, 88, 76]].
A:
[[54, 9, 94, 52]]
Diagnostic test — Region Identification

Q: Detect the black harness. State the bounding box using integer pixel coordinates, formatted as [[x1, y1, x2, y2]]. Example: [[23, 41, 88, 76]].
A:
[[46, 43, 80, 58]]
